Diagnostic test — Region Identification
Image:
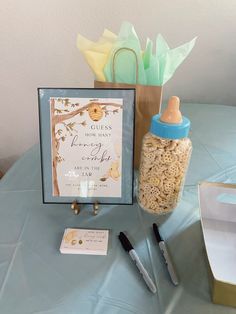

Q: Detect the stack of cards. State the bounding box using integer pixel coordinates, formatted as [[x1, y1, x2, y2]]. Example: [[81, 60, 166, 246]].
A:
[[60, 228, 109, 255]]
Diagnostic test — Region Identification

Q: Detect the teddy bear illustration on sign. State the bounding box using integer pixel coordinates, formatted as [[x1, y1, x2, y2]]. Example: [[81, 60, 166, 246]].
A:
[[100, 143, 121, 182], [100, 159, 121, 182]]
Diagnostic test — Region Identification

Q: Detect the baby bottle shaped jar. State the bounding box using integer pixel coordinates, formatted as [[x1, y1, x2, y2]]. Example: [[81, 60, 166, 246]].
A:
[[138, 96, 192, 215]]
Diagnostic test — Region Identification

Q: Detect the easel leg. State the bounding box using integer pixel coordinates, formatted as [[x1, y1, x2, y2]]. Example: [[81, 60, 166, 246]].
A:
[[93, 202, 99, 216], [71, 201, 80, 215]]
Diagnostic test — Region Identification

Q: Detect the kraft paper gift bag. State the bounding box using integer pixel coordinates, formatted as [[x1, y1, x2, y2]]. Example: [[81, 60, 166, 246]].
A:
[[95, 47, 162, 168]]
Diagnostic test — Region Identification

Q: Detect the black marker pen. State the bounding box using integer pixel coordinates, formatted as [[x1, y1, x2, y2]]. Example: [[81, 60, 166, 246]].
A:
[[153, 223, 179, 286]]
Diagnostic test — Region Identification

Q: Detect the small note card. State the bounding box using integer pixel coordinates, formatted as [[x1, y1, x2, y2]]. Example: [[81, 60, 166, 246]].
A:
[[60, 228, 109, 255]]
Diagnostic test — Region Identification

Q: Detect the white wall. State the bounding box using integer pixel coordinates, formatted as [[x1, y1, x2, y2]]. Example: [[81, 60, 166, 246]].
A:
[[1, 0, 236, 172]]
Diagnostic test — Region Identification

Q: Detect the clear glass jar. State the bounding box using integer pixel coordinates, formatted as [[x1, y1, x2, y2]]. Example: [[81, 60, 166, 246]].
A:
[[138, 96, 192, 215]]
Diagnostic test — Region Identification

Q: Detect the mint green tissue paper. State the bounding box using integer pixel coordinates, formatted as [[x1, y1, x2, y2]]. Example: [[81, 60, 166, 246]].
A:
[[143, 38, 153, 70], [145, 55, 159, 85], [155, 36, 197, 85], [156, 34, 170, 58], [103, 22, 146, 85]]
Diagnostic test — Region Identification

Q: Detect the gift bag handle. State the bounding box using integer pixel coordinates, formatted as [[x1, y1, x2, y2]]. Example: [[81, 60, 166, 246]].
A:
[[112, 47, 139, 84]]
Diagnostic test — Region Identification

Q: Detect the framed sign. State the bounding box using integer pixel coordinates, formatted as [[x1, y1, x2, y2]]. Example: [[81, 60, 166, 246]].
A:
[[38, 88, 135, 204]]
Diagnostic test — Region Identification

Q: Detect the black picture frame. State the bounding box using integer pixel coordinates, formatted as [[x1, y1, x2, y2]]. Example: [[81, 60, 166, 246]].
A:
[[38, 88, 135, 205]]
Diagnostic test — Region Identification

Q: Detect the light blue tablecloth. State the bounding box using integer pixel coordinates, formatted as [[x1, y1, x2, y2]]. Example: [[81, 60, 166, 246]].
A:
[[1, 103, 236, 314]]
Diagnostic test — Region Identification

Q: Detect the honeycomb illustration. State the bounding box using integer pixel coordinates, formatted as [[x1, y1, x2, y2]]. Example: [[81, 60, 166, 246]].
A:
[[87, 103, 103, 121]]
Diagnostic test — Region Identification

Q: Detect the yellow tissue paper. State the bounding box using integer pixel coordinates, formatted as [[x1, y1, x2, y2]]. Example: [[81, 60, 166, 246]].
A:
[[77, 29, 117, 82]]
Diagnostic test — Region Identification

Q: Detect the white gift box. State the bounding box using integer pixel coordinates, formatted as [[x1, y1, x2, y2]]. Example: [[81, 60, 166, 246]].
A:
[[199, 181, 236, 307]]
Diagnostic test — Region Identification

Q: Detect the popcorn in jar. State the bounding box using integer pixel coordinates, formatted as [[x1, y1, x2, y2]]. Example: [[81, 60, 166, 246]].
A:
[[138, 96, 192, 215]]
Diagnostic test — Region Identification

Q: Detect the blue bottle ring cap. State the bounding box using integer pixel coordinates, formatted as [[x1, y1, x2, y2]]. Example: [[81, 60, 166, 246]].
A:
[[150, 114, 190, 139]]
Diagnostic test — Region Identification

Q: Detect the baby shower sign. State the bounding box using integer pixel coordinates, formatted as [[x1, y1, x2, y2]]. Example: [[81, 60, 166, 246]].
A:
[[50, 97, 123, 198]]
